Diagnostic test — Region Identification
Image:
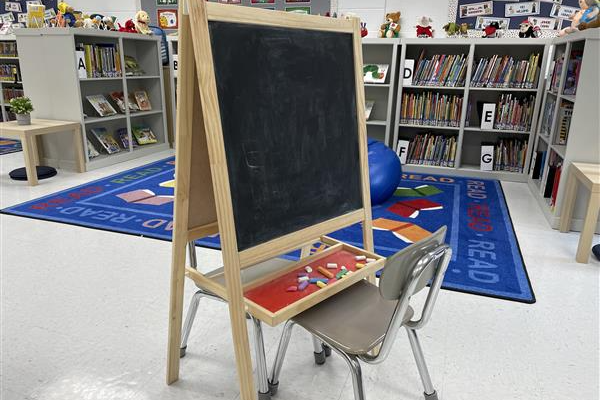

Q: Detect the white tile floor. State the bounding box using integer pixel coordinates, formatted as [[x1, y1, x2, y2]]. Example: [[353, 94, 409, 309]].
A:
[[1, 150, 599, 400]]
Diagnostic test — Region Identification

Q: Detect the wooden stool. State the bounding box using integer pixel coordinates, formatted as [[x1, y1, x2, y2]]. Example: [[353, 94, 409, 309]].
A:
[[559, 162, 600, 263], [0, 119, 84, 186]]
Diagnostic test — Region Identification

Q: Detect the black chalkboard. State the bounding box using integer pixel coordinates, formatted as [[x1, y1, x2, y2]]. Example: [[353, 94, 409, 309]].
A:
[[208, 21, 362, 251]]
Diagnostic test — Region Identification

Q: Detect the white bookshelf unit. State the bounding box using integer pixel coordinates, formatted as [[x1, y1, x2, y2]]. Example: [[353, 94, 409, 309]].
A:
[[15, 28, 169, 171], [528, 29, 600, 233], [393, 38, 550, 182], [0, 35, 23, 123], [362, 38, 400, 146]]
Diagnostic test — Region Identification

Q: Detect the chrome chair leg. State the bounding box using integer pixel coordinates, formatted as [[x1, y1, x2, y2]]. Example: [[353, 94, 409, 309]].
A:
[[269, 320, 296, 396], [313, 335, 328, 365], [187, 241, 197, 269], [180, 290, 203, 358], [406, 327, 438, 400], [251, 317, 271, 400], [329, 346, 366, 400]]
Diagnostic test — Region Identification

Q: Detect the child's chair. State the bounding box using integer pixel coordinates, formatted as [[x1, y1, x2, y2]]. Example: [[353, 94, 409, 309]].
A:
[[268, 226, 452, 400]]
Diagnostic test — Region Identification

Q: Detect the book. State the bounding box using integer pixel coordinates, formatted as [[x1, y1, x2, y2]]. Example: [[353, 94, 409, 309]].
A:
[[124, 56, 145, 77], [363, 64, 389, 84], [492, 139, 528, 173], [387, 199, 443, 219], [530, 150, 544, 180], [117, 189, 174, 206], [365, 100, 375, 120], [543, 165, 558, 198], [27, 4, 45, 28], [134, 90, 152, 111], [556, 103, 573, 145], [77, 43, 122, 79], [89, 128, 121, 154], [563, 50, 583, 96], [411, 52, 467, 87], [132, 126, 158, 145], [128, 93, 141, 112], [87, 95, 118, 117], [550, 164, 562, 209], [492, 94, 536, 132], [373, 218, 432, 244], [400, 92, 463, 127], [394, 184, 443, 198], [109, 92, 127, 113], [116, 128, 134, 149], [471, 53, 540, 89], [86, 139, 100, 159], [402, 133, 458, 167]]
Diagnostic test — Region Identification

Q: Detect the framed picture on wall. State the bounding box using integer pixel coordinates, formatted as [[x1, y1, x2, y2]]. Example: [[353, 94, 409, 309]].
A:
[[285, 0, 311, 3], [157, 9, 178, 29], [156, 0, 178, 5], [251, 0, 275, 3]]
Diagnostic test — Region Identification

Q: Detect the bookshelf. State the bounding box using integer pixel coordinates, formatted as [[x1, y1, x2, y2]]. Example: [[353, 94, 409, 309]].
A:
[[0, 35, 23, 123], [164, 36, 401, 148], [14, 28, 169, 171], [362, 38, 400, 146], [528, 29, 600, 233], [393, 38, 550, 182]]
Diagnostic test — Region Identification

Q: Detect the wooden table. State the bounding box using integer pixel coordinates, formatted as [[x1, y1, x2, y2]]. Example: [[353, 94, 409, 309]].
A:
[[559, 162, 600, 263], [0, 119, 84, 186]]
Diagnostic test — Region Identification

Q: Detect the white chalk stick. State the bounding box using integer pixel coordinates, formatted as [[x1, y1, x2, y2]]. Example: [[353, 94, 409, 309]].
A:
[[366, 258, 376, 263], [355, 255, 366, 261], [326, 263, 337, 269], [305, 266, 312, 273]]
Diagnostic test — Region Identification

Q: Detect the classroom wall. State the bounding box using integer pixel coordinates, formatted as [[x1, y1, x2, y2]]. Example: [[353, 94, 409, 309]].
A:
[[336, 0, 450, 38], [68, 0, 140, 25]]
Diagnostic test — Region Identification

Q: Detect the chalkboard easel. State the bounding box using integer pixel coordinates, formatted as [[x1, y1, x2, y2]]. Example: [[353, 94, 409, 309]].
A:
[[167, 2, 377, 400]]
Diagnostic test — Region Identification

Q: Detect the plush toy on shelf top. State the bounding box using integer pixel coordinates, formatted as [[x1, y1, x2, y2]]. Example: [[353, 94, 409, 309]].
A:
[[443, 22, 470, 38], [119, 20, 137, 34], [578, 0, 600, 30], [416, 16, 434, 38], [57, 1, 76, 27], [518, 19, 541, 38], [134, 11, 153, 35], [483, 21, 500, 38], [378, 12, 401, 38], [559, 0, 594, 36]]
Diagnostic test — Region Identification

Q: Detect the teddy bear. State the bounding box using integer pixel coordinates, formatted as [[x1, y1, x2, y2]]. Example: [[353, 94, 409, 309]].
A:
[[416, 16, 433, 38], [378, 12, 401, 38], [134, 10, 153, 35], [559, 0, 594, 36]]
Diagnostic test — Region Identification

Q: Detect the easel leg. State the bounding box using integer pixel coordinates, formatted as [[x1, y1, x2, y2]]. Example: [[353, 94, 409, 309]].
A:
[[167, 236, 187, 383]]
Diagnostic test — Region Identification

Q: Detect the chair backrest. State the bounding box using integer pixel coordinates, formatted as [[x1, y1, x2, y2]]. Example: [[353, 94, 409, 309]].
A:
[[360, 226, 452, 364]]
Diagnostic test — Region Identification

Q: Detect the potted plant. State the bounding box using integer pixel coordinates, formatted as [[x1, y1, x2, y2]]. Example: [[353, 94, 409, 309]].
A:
[[9, 96, 34, 125]]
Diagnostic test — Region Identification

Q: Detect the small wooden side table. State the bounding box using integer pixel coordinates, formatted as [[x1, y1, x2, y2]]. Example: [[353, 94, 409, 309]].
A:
[[559, 162, 600, 263], [0, 119, 84, 186]]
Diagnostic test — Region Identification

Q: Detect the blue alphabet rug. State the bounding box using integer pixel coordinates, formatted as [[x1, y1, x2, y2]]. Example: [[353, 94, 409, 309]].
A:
[[1, 157, 535, 303]]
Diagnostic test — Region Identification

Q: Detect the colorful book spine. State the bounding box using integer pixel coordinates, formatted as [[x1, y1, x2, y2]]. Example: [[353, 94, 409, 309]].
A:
[[78, 43, 122, 79], [492, 139, 528, 173], [0, 42, 18, 57], [400, 92, 463, 127], [471, 53, 540, 88], [404, 133, 457, 167], [411, 53, 467, 87], [493, 94, 535, 132]]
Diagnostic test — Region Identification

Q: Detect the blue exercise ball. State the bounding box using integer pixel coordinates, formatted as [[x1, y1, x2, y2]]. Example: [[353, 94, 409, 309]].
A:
[[368, 139, 402, 205]]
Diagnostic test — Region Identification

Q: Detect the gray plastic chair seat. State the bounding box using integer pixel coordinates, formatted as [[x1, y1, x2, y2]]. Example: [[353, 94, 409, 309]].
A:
[[292, 280, 415, 355]]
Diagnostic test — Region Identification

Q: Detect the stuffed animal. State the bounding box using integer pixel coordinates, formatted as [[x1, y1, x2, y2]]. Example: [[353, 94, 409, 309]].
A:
[[73, 12, 84, 28], [118, 19, 137, 34], [519, 19, 536, 38], [378, 12, 401, 38], [483, 21, 500, 38], [102, 16, 117, 31], [579, 0, 600, 27], [416, 16, 433, 38], [559, 0, 593, 36], [82, 17, 95, 29], [460, 22, 470, 37], [90, 14, 104, 29], [443, 22, 460, 37], [360, 22, 368, 38], [579, 1, 600, 30], [134, 10, 153, 35], [57, 1, 76, 27]]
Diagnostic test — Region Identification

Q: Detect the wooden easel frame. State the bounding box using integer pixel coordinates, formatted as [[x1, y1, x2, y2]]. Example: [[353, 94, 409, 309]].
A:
[[167, 2, 374, 399]]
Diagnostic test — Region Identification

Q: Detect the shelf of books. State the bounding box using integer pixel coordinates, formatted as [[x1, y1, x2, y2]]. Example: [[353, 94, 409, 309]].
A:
[[393, 38, 549, 182], [528, 29, 600, 233], [15, 28, 169, 171], [0, 35, 24, 122], [362, 38, 401, 146]]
